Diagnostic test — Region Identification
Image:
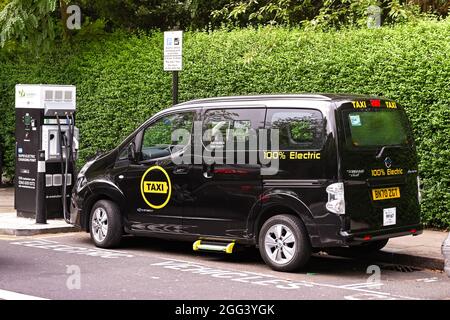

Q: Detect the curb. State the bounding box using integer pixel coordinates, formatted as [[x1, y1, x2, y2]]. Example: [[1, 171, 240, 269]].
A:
[[0, 225, 81, 236], [372, 251, 444, 271]]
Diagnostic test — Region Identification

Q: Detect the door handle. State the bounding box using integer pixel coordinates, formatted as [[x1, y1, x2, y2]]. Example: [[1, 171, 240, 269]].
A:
[[203, 164, 214, 179], [203, 171, 213, 179]]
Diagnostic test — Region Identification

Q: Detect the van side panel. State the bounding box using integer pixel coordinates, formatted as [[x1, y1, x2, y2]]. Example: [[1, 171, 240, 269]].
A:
[[260, 104, 344, 247]]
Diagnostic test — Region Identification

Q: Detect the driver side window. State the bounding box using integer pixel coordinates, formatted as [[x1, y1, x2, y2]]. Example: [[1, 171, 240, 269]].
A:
[[141, 112, 193, 161]]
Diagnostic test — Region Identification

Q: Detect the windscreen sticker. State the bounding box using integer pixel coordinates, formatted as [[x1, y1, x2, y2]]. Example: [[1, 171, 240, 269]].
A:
[[349, 115, 362, 126], [140, 166, 172, 209]]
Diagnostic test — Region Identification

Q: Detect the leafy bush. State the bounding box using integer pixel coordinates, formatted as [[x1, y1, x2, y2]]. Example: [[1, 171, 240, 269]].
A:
[[0, 19, 449, 228]]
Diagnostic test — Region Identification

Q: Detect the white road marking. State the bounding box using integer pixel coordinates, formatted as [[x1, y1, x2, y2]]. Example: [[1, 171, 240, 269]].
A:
[[416, 277, 439, 283], [0, 289, 48, 300], [344, 293, 397, 300], [10, 239, 134, 259], [153, 257, 420, 300], [339, 282, 384, 289]]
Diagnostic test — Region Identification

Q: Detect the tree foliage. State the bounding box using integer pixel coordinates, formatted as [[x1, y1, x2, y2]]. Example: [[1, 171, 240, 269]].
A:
[[211, 0, 322, 27], [78, 0, 231, 31], [0, 0, 59, 51], [0, 0, 448, 52], [211, 0, 445, 29]]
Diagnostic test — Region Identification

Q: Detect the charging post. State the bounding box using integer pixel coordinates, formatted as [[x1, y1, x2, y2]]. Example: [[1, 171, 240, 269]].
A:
[[15, 84, 78, 221]]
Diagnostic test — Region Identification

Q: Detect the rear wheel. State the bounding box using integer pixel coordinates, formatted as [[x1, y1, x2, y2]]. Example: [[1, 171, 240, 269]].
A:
[[258, 214, 311, 272], [89, 200, 123, 248]]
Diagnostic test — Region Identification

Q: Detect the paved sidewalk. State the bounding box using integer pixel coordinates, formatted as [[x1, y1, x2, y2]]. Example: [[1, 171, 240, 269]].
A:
[[0, 187, 78, 236], [0, 212, 79, 236]]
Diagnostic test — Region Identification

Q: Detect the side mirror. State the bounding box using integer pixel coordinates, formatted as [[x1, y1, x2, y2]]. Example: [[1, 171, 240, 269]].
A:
[[127, 142, 136, 162]]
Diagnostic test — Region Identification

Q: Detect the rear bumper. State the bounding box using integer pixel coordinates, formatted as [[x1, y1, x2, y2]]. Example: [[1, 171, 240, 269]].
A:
[[340, 223, 423, 245]]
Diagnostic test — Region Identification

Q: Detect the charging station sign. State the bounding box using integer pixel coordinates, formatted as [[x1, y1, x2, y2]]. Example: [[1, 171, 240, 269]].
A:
[[164, 31, 183, 71]]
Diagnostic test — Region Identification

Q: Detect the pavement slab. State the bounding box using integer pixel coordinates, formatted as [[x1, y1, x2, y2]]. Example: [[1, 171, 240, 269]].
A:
[[0, 212, 79, 236]]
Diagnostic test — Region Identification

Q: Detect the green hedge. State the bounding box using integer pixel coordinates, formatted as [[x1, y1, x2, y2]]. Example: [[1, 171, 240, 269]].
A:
[[0, 20, 449, 228]]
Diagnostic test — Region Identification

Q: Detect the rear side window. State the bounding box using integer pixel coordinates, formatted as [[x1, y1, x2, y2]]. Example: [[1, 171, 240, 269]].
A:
[[203, 108, 265, 151], [266, 109, 325, 150], [345, 110, 410, 147]]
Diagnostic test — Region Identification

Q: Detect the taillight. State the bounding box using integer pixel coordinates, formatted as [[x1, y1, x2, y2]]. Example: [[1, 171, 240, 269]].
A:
[[326, 182, 345, 215]]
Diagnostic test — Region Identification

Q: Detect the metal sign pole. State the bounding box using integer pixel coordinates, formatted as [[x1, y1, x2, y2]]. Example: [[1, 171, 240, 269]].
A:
[[172, 71, 179, 105]]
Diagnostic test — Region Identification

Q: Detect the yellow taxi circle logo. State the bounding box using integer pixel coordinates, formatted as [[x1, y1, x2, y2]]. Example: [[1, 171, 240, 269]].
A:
[[140, 166, 172, 209]]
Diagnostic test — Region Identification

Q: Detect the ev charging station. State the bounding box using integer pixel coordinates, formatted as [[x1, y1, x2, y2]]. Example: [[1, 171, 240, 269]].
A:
[[15, 84, 79, 221]]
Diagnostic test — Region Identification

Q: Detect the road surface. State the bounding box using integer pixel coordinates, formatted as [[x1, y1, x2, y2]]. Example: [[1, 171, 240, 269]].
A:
[[0, 232, 449, 300]]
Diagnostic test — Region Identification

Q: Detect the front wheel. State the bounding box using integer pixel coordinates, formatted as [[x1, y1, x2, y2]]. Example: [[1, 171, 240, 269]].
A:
[[90, 200, 123, 248], [258, 215, 311, 272]]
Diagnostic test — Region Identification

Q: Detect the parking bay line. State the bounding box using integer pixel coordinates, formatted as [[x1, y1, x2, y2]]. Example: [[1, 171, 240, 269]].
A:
[[9, 239, 135, 259], [0, 289, 48, 300], [153, 257, 420, 300]]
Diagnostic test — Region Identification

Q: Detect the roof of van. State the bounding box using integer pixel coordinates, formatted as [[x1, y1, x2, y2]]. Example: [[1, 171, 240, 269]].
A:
[[175, 93, 385, 107]]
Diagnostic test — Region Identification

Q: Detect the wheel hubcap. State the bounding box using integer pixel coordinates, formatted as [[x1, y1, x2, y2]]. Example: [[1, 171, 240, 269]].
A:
[[92, 208, 108, 242], [264, 224, 296, 265]]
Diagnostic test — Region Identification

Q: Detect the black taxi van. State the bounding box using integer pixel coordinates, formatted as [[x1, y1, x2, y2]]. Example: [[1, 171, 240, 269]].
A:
[[70, 94, 422, 271]]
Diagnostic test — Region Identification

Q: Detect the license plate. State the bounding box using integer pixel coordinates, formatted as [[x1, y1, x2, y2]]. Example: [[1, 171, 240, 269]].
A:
[[372, 187, 400, 201]]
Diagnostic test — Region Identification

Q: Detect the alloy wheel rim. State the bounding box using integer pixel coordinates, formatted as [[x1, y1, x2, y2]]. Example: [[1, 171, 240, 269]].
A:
[[92, 207, 108, 242], [264, 224, 296, 265]]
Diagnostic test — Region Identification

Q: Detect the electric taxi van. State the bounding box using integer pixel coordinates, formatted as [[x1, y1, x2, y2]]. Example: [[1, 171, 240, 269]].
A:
[[71, 94, 422, 271]]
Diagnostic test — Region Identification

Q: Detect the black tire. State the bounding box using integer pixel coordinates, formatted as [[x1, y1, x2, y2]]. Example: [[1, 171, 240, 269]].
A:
[[327, 239, 389, 257], [89, 200, 123, 248], [258, 214, 311, 272]]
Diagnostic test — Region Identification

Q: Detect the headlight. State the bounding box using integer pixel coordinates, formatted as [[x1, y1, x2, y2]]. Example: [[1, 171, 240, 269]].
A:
[[326, 182, 345, 215]]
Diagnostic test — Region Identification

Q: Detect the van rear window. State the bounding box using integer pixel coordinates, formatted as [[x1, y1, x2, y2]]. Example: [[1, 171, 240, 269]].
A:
[[345, 110, 410, 147]]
